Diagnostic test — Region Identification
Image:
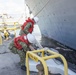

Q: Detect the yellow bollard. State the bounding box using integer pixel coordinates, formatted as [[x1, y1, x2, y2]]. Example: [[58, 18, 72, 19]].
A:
[[0, 33, 2, 45], [26, 49, 68, 75]]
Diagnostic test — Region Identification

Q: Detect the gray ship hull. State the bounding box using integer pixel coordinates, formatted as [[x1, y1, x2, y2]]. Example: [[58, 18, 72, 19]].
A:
[[25, 0, 76, 50]]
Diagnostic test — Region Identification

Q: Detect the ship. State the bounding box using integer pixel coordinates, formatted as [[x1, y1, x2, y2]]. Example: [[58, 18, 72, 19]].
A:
[[25, 0, 76, 50]]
